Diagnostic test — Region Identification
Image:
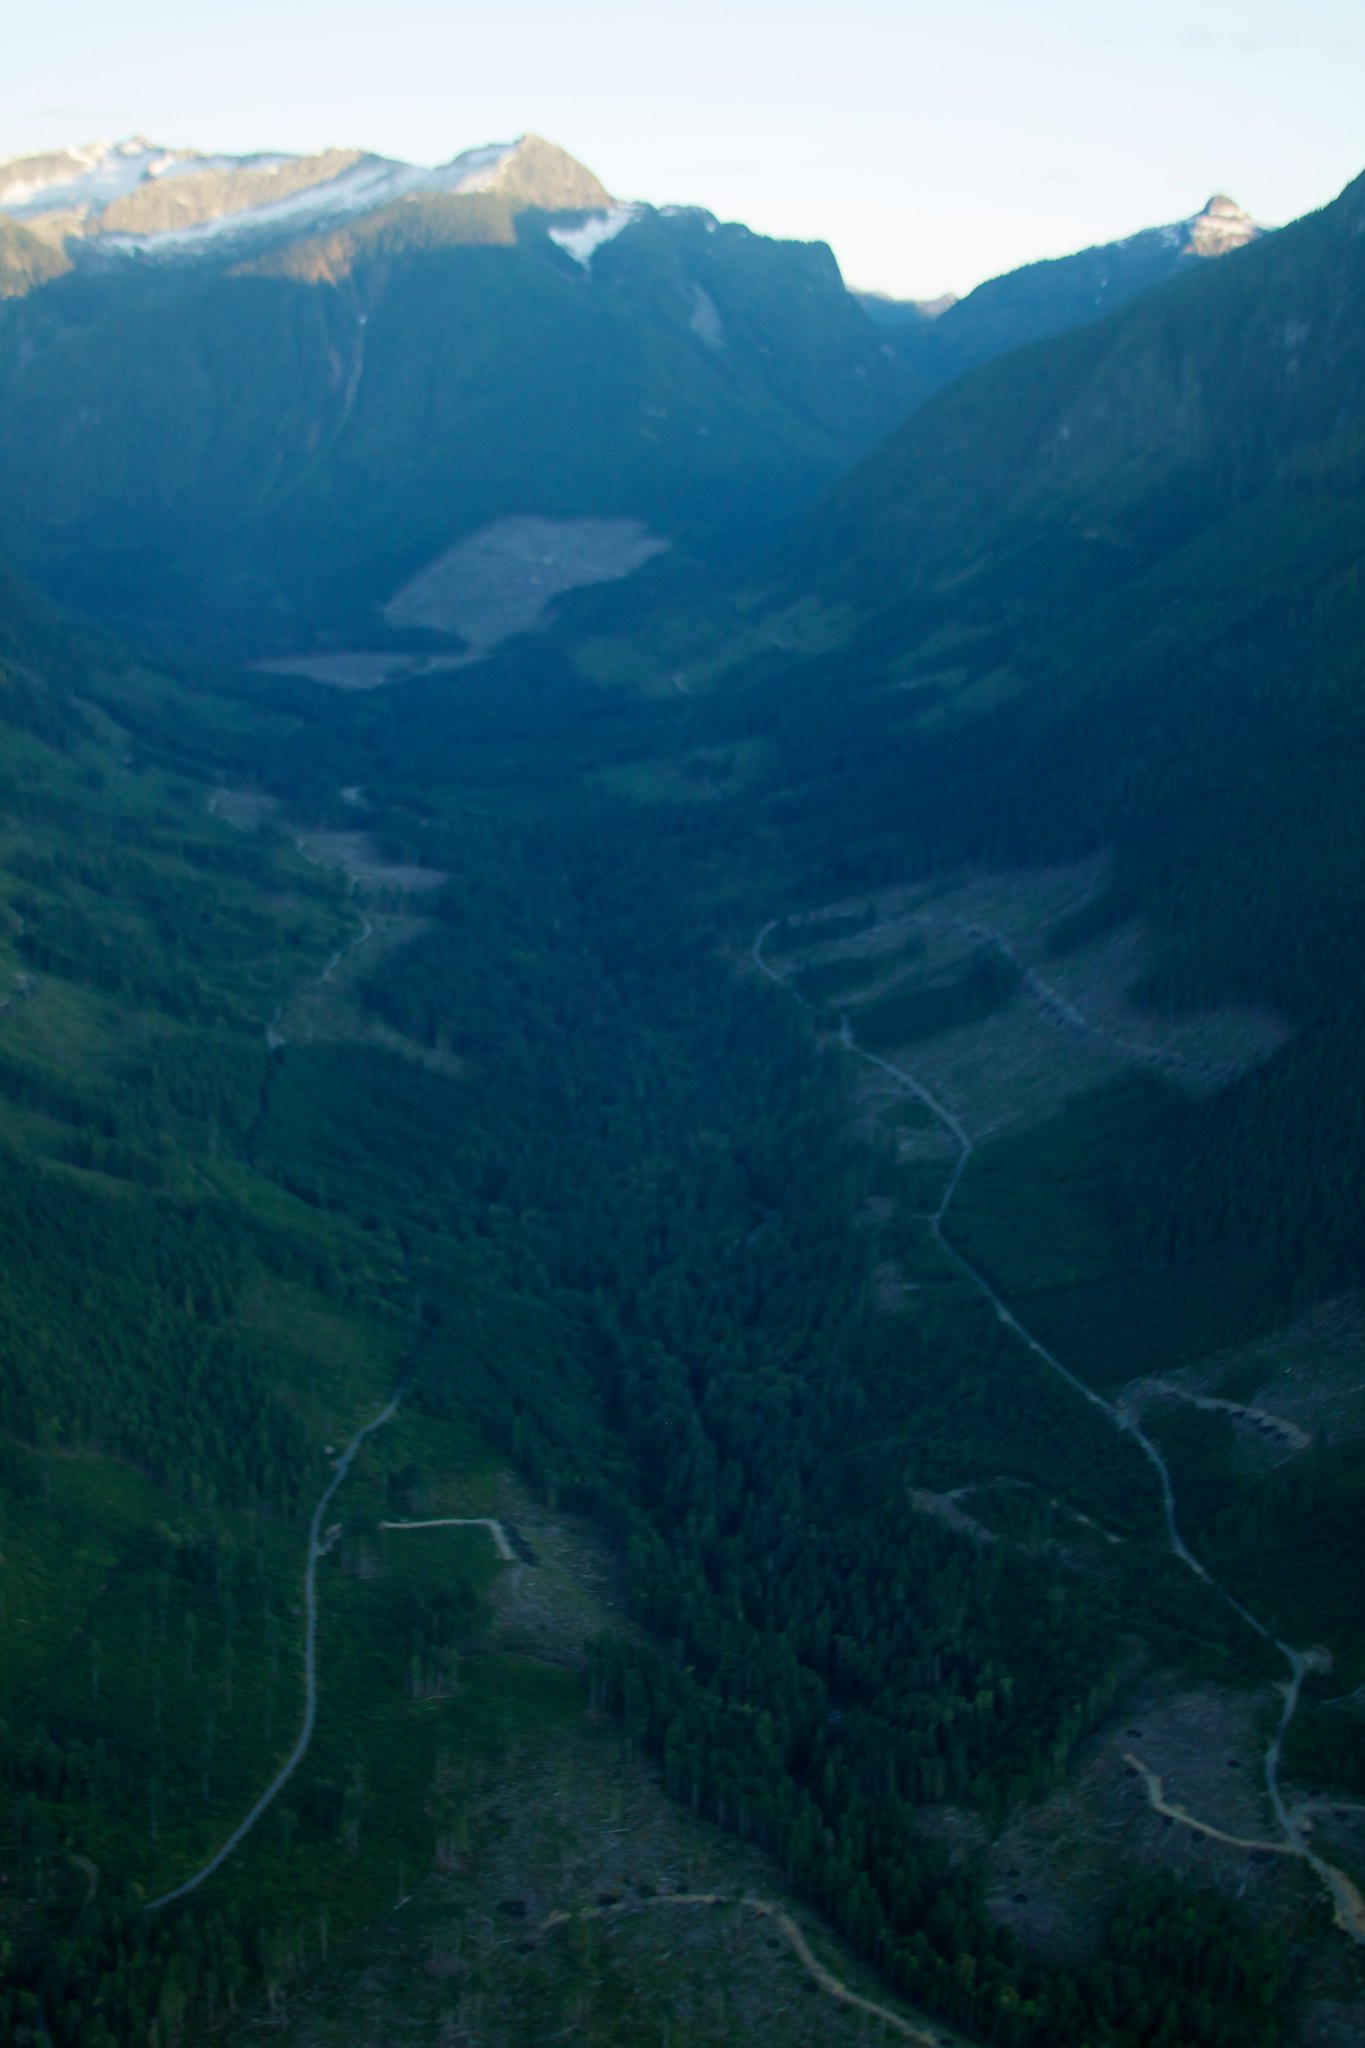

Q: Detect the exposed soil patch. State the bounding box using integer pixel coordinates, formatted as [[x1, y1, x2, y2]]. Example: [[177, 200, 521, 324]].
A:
[[908, 1488, 997, 1545], [1086, 1679, 1302, 1896], [208, 786, 282, 830], [978, 1674, 1315, 1971], [984, 1779, 1116, 1968], [353, 1012, 466, 1077], [255, 512, 671, 696], [252, 651, 477, 691], [872, 1257, 916, 1312], [485, 1474, 628, 1670], [293, 830, 448, 893], [266, 1735, 963, 2048], [385, 515, 670, 647]]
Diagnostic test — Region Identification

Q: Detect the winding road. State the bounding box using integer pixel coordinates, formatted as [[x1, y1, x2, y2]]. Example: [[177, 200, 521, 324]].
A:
[[940, 1476, 1123, 1549], [753, 918, 1365, 1945], [320, 906, 375, 986], [1122, 1377, 1309, 1453], [146, 1386, 405, 1911], [539, 1892, 966, 2046], [150, 800, 467, 1906]]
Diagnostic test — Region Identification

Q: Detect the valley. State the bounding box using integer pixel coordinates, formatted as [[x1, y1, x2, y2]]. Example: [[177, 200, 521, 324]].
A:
[[0, 109, 1362, 2048]]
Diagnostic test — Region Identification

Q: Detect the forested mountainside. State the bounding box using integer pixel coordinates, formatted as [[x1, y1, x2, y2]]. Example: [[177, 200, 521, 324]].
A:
[[860, 194, 1260, 392], [0, 155, 1362, 2048], [634, 164, 1365, 1289], [789, 170, 1363, 615]]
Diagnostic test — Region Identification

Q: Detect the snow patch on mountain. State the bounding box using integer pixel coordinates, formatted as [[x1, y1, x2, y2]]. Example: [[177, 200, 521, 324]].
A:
[[549, 204, 643, 269], [0, 132, 612, 261], [155, 152, 295, 186], [0, 138, 188, 215], [83, 140, 587, 261], [97, 158, 428, 256], [689, 284, 724, 347], [0, 136, 519, 228], [430, 141, 520, 194]]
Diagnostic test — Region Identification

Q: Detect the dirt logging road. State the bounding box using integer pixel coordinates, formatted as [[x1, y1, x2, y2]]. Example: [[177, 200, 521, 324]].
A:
[[146, 1386, 406, 1911]]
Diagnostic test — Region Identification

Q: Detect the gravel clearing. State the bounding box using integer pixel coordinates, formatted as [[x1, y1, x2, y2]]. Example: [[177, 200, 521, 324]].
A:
[[384, 515, 670, 645]]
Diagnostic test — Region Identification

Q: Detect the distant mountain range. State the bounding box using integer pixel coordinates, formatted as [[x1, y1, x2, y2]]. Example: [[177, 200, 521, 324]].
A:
[[0, 133, 612, 257], [0, 131, 1266, 653]]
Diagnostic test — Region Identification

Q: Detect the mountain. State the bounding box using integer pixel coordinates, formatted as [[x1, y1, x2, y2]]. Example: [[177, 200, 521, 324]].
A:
[[0, 138, 1265, 661], [859, 193, 1261, 392], [0, 132, 612, 257], [0, 211, 71, 296], [780, 182, 1346, 631], [657, 165, 1365, 1282], [0, 135, 926, 651]]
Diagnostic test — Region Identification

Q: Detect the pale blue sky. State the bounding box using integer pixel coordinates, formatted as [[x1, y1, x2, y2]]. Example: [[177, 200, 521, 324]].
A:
[[7, 0, 1363, 296]]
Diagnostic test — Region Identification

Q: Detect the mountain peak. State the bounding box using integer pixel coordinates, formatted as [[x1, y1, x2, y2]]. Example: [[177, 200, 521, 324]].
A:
[[483, 134, 612, 211], [1187, 193, 1259, 258]]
